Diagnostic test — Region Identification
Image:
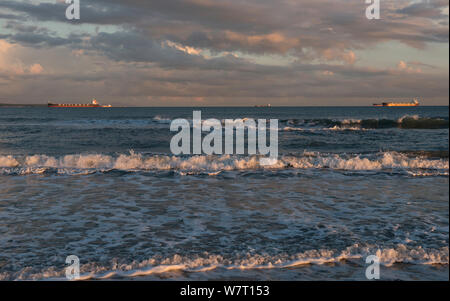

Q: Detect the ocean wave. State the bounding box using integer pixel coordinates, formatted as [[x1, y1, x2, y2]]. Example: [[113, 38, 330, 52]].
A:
[[52, 119, 156, 127], [0, 117, 58, 123], [0, 151, 448, 176], [282, 126, 365, 132], [283, 115, 449, 130], [152, 115, 172, 124], [407, 170, 449, 177], [4, 116, 173, 128], [2, 244, 447, 280], [2, 115, 447, 130], [159, 115, 448, 130]]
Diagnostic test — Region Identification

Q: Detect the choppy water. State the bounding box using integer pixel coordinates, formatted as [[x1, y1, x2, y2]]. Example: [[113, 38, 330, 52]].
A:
[[0, 106, 448, 280]]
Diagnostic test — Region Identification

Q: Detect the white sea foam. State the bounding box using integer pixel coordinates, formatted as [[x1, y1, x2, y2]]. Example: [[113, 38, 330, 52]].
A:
[[397, 114, 420, 123], [282, 125, 366, 132], [2, 244, 447, 281], [407, 170, 449, 177], [0, 151, 448, 175], [152, 116, 172, 124], [327, 125, 366, 131], [190, 117, 260, 130], [0, 155, 19, 167], [341, 119, 362, 125], [282, 126, 305, 132]]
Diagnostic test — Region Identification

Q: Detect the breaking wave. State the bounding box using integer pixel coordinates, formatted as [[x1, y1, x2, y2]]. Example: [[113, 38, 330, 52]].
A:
[[3, 114, 447, 131], [152, 115, 172, 124], [283, 115, 449, 130], [155, 115, 449, 130], [2, 244, 447, 280], [0, 151, 448, 176]]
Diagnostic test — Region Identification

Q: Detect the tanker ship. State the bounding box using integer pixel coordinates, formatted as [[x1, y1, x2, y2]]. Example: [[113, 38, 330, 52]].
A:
[[373, 99, 419, 107], [48, 99, 112, 108]]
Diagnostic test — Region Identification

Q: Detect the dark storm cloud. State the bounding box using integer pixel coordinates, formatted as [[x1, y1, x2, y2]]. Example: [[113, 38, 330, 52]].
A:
[[0, 12, 26, 21], [7, 32, 72, 47], [1, 21, 84, 48], [0, 0, 271, 30], [0, 0, 142, 24], [396, 0, 449, 18], [0, 0, 68, 22], [1, 0, 447, 56], [88, 31, 257, 71]]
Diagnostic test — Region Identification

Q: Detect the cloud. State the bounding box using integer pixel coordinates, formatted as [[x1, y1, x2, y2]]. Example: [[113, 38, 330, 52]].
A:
[[0, 0, 448, 105], [164, 41, 204, 57], [396, 60, 422, 74], [0, 40, 13, 53], [396, 0, 449, 19], [29, 63, 44, 74], [182, 31, 301, 55], [1, 0, 448, 54], [0, 40, 45, 76], [321, 49, 357, 64]]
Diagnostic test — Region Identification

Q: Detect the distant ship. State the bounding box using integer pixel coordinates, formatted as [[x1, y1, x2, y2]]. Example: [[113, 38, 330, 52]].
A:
[[48, 99, 112, 108], [255, 104, 272, 108], [373, 99, 419, 107]]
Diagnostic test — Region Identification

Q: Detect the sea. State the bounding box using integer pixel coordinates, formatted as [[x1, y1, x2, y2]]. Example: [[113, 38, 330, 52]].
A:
[[0, 106, 448, 280]]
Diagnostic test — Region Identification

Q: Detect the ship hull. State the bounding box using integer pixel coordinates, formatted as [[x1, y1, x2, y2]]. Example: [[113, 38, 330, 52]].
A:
[[48, 103, 111, 108], [383, 103, 419, 107], [373, 104, 419, 107], [373, 101, 419, 107]]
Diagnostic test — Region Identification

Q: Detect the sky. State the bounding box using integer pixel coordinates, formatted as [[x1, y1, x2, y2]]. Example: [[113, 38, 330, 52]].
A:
[[0, 0, 448, 106]]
